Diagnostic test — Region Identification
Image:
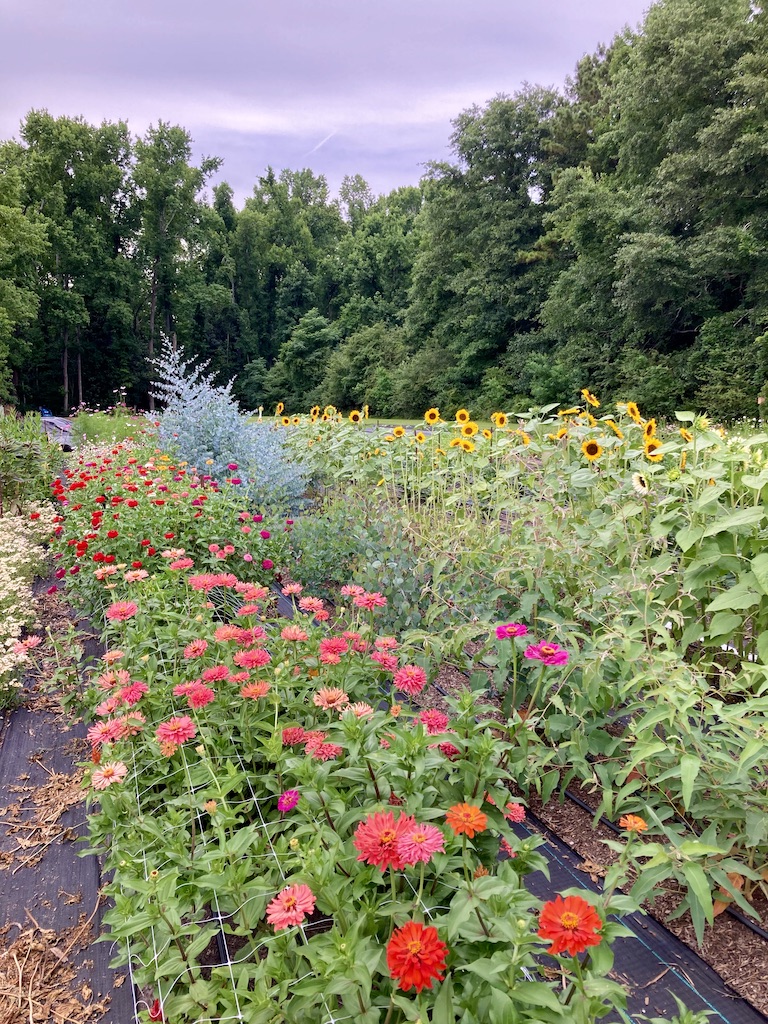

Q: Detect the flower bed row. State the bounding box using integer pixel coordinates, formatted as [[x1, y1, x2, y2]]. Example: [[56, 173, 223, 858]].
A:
[[44, 437, 673, 1024]]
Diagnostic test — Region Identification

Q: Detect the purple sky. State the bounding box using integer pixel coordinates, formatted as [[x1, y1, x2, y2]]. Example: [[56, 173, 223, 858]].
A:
[[1, 0, 651, 203]]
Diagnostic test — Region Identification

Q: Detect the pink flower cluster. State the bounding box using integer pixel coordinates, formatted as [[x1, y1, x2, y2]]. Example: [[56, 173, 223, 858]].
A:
[[354, 810, 445, 870]]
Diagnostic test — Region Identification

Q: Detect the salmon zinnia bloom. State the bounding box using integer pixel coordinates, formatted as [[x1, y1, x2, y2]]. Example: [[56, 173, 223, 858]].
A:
[[393, 664, 428, 696], [618, 814, 648, 833], [155, 715, 196, 747], [105, 601, 138, 621], [91, 761, 128, 790], [399, 824, 445, 865], [353, 810, 416, 870], [266, 884, 315, 930], [387, 921, 448, 993], [538, 894, 602, 956], [313, 687, 349, 711], [241, 680, 271, 699], [445, 803, 487, 838]]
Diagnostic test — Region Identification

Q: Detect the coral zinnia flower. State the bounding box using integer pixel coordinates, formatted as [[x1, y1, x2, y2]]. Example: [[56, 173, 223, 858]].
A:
[[281, 624, 308, 642], [353, 810, 416, 870], [387, 921, 448, 993], [354, 591, 387, 610], [393, 664, 428, 696], [105, 601, 138, 621], [418, 708, 449, 734], [618, 814, 648, 833], [538, 894, 602, 956], [313, 687, 349, 711], [400, 824, 445, 865], [282, 726, 307, 745], [234, 648, 271, 669], [241, 680, 271, 699], [155, 715, 196, 746], [523, 642, 569, 666], [445, 803, 487, 838], [91, 761, 128, 790], [311, 742, 343, 761], [183, 639, 208, 659], [266, 883, 316, 929], [581, 439, 603, 462]]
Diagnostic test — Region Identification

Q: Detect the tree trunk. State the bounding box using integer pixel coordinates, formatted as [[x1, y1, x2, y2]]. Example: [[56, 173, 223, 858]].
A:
[[62, 328, 69, 415], [148, 259, 159, 412], [77, 349, 83, 407]]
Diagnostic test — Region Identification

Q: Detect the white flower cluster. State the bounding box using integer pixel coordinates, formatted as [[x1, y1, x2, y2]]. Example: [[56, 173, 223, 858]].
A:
[[150, 343, 306, 507], [0, 503, 54, 692]]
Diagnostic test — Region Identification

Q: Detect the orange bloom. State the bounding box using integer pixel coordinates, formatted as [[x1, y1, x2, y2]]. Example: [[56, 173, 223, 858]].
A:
[[538, 894, 602, 956], [386, 921, 448, 993], [618, 814, 648, 833], [445, 803, 487, 838]]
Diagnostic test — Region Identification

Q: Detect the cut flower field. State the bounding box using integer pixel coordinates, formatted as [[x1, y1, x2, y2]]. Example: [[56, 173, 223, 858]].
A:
[[4, 382, 768, 1023]]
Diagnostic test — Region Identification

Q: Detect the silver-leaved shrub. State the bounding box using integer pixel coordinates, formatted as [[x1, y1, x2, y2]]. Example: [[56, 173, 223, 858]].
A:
[[150, 342, 306, 507]]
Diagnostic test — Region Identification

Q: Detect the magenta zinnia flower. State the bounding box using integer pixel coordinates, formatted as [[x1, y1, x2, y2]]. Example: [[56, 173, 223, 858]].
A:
[[399, 824, 445, 866], [523, 641, 569, 666], [277, 789, 300, 812], [266, 884, 315, 930], [495, 622, 528, 640], [183, 639, 208, 659]]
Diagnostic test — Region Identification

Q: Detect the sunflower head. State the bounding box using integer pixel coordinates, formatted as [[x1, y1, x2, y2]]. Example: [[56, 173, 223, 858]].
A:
[[632, 472, 650, 496], [491, 411, 508, 428], [605, 419, 624, 439], [324, 405, 337, 416], [581, 439, 603, 462], [643, 418, 657, 440], [482, 429, 493, 440], [281, 416, 291, 427], [392, 426, 406, 438], [581, 388, 600, 409], [517, 430, 531, 445], [455, 408, 470, 424], [321, 413, 330, 422], [310, 405, 320, 417], [558, 407, 581, 417], [625, 401, 641, 423], [424, 407, 440, 425], [680, 428, 693, 443], [275, 402, 285, 415], [644, 438, 663, 462], [349, 410, 362, 424], [555, 427, 569, 440], [414, 431, 426, 443], [461, 421, 479, 438], [449, 437, 463, 448], [460, 439, 475, 453]]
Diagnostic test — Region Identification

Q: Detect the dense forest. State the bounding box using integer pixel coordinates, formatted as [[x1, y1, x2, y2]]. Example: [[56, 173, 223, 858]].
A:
[[0, 0, 766, 419]]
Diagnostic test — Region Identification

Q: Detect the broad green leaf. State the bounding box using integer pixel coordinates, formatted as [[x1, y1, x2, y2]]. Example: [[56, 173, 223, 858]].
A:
[[706, 581, 762, 613], [701, 506, 764, 537], [751, 553, 768, 596], [679, 754, 701, 811]]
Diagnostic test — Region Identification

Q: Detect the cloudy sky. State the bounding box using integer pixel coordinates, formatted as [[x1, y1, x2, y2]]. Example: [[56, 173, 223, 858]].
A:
[[1, 0, 651, 203]]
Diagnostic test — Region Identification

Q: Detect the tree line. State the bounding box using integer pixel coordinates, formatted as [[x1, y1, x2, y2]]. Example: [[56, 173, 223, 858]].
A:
[[1, 0, 766, 420]]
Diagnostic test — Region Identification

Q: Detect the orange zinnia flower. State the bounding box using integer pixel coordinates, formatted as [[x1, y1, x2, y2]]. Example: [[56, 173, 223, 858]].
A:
[[618, 814, 648, 833], [445, 803, 487, 838], [387, 921, 448, 992], [538, 894, 602, 956]]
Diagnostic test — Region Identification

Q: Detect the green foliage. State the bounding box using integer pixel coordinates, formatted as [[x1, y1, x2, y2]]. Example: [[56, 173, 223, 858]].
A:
[[0, 412, 58, 511]]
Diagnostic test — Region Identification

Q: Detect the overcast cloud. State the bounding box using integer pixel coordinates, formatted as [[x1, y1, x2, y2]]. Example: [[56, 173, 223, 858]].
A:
[[0, 0, 651, 202]]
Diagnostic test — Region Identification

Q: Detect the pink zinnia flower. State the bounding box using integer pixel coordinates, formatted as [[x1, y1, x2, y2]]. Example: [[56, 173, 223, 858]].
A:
[[124, 569, 149, 582], [277, 789, 300, 812], [91, 761, 128, 790], [298, 596, 324, 614], [155, 715, 196, 747], [202, 665, 230, 682], [236, 582, 270, 600], [282, 726, 307, 745], [282, 583, 303, 596], [313, 687, 349, 711], [115, 711, 145, 736], [106, 601, 138, 621], [371, 651, 398, 673], [266, 884, 315, 930], [281, 624, 308, 642], [302, 730, 327, 752], [95, 696, 122, 717], [237, 603, 260, 616], [345, 702, 375, 718], [354, 811, 416, 871], [374, 636, 398, 651], [87, 720, 122, 746], [170, 557, 194, 570], [504, 802, 526, 823], [524, 641, 569, 666], [183, 639, 208, 659], [119, 681, 148, 706], [185, 683, 216, 709], [496, 622, 528, 640], [340, 584, 365, 597], [353, 591, 387, 610], [311, 742, 342, 761], [419, 709, 449, 735], [214, 624, 241, 642], [234, 648, 271, 669], [438, 742, 461, 760], [394, 664, 428, 696], [261, 558, 273, 569], [500, 837, 517, 858], [399, 824, 445, 866]]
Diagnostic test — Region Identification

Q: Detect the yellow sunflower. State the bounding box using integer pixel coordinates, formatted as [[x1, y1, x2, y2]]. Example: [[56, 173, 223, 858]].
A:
[[605, 419, 624, 439], [461, 421, 479, 437], [581, 388, 600, 408], [644, 438, 664, 462], [680, 428, 693, 443], [291, 415, 300, 425], [324, 405, 337, 416], [482, 429, 493, 439], [281, 416, 291, 427], [680, 451, 688, 471], [363, 405, 369, 419], [384, 434, 395, 442], [517, 430, 531, 445], [491, 411, 508, 428], [321, 413, 330, 422], [349, 410, 362, 424], [585, 412, 597, 427], [555, 427, 569, 440], [424, 407, 440, 425], [460, 439, 475, 453], [455, 408, 470, 424], [449, 437, 463, 448], [392, 426, 406, 438], [310, 405, 320, 417], [643, 418, 657, 440], [581, 439, 603, 462], [559, 407, 581, 417], [626, 401, 642, 424], [275, 402, 285, 415], [310, 414, 318, 424], [414, 431, 426, 443]]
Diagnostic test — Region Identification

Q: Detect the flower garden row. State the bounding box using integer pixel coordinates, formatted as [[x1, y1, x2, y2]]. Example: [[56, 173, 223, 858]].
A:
[[28, 430, 692, 1024]]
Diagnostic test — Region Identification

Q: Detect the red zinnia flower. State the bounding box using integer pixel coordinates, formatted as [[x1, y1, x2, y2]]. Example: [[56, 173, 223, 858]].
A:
[[386, 921, 448, 992], [353, 810, 415, 870], [537, 894, 602, 956]]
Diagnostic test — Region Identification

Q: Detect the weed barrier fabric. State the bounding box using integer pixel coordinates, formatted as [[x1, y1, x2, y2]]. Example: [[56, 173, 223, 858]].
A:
[[510, 814, 768, 1024]]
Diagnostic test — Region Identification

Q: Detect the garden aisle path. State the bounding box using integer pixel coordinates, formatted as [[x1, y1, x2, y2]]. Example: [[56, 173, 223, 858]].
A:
[[0, 601, 133, 1024]]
